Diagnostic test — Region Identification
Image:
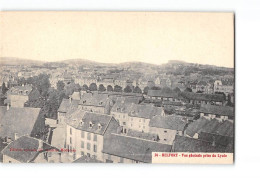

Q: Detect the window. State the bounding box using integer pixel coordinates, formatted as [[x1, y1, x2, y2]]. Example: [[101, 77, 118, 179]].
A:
[[70, 137, 72, 144], [164, 139, 167, 141], [70, 128, 72, 135], [164, 130, 167, 133], [89, 122, 93, 128], [108, 154, 111, 160], [94, 134, 97, 141], [87, 153, 90, 157], [81, 151, 84, 156], [81, 141, 84, 148], [92, 155, 97, 159], [81, 131, 85, 138], [87, 133, 91, 140], [87, 143, 91, 150], [93, 144, 97, 152], [123, 122, 126, 125]]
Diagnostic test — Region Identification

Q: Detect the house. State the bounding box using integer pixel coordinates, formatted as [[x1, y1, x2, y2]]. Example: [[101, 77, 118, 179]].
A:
[[214, 80, 234, 96], [78, 92, 113, 114], [5, 85, 32, 107], [57, 98, 79, 123], [173, 135, 228, 153], [198, 120, 233, 149], [147, 89, 180, 102], [0, 106, 41, 142], [199, 104, 234, 121], [195, 81, 207, 93], [185, 117, 210, 138], [127, 104, 165, 133], [65, 109, 120, 161], [1, 136, 61, 163], [149, 115, 187, 144], [102, 133, 172, 163], [181, 92, 226, 105]]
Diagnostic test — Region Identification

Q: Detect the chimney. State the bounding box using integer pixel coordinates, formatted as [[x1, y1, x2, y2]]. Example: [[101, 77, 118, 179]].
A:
[[38, 139, 44, 151], [14, 133, 18, 140], [7, 104, 10, 110], [69, 97, 72, 104]]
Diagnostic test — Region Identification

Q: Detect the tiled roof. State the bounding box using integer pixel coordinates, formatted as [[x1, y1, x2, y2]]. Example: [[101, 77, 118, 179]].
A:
[[73, 155, 102, 163], [103, 133, 172, 163], [199, 119, 221, 134], [128, 104, 164, 119], [149, 115, 187, 131], [173, 135, 227, 153], [110, 101, 133, 113], [200, 104, 234, 117], [1, 136, 56, 163], [147, 90, 179, 98], [78, 92, 110, 107], [215, 120, 233, 137], [7, 85, 32, 96], [186, 117, 210, 137], [0, 107, 41, 140], [181, 92, 225, 102], [58, 98, 79, 113], [65, 110, 113, 135]]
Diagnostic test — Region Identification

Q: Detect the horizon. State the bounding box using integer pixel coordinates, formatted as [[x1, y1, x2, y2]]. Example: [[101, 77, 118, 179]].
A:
[[0, 56, 234, 68], [0, 12, 234, 68]]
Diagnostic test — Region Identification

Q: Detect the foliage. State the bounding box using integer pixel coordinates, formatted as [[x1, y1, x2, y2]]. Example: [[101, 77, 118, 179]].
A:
[[114, 85, 122, 92], [107, 85, 113, 92], [98, 84, 106, 92], [124, 85, 132, 93], [133, 86, 142, 93], [143, 86, 149, 95], [89, 83, 98, 91], [1, 82, 8, 95], [82, 84, 89, 91], [57, 80, 65, 91]]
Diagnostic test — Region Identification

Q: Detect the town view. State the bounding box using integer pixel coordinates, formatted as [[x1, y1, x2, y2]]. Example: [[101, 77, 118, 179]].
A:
[[0, 57, 234, 163]]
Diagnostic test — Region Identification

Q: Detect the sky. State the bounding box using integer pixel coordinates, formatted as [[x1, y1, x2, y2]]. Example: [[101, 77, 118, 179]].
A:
[[0, 12, 234, 67]]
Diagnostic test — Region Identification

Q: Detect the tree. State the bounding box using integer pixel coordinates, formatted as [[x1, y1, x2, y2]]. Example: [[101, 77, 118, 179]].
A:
[[107, 85, 113, 92], [98, 84, 106, 92], [1, 82, 8, 95], [173, 87, 181, 93], [89, 83, 97, 91], [184, 87, 192, 92], [124, 85, 132, 93], [57, 81, 65, 91], [151, 86, 161, 90], [143, 86, 150, 95], [133, 86, 142, 93], [82, 84, 88, 91], [114, 85, 122, 92]]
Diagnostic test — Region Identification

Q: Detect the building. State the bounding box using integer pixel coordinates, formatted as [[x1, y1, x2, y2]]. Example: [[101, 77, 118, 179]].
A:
[[181, 92, 226, 105], [0, 106, 41, 142], [111, 103, 165, 133], [78, 92, 113, 114], [5, 85, 32, 107], [57, 98, 79, 123], [65, 109, 120, 161], [103, 133, 172, 163], [214, 80, 234, 96], [149, 115, 187, 144], [199, 104, 234, 121], [1, 136, 61, 163]]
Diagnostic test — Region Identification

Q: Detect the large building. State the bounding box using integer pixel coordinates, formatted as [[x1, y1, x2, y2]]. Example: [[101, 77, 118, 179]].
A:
[[65, 109, 120, 161]]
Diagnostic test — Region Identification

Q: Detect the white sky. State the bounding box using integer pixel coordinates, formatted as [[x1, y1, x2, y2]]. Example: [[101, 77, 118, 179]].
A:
[[0, 12, 234, 67]]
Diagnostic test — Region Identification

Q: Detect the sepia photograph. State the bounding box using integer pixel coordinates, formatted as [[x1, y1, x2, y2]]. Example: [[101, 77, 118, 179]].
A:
[[0, 11, 234, 164]]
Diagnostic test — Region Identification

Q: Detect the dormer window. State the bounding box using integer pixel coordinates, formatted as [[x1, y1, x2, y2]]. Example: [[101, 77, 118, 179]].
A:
[[98, 123, 102, 130], [89, 121, 93, 128], [80, 120, 84, 126]]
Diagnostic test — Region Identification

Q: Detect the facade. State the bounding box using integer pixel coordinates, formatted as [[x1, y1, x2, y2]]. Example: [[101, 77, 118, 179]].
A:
[[65, 110, 120, 161], [214, 80, 234, 96]]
